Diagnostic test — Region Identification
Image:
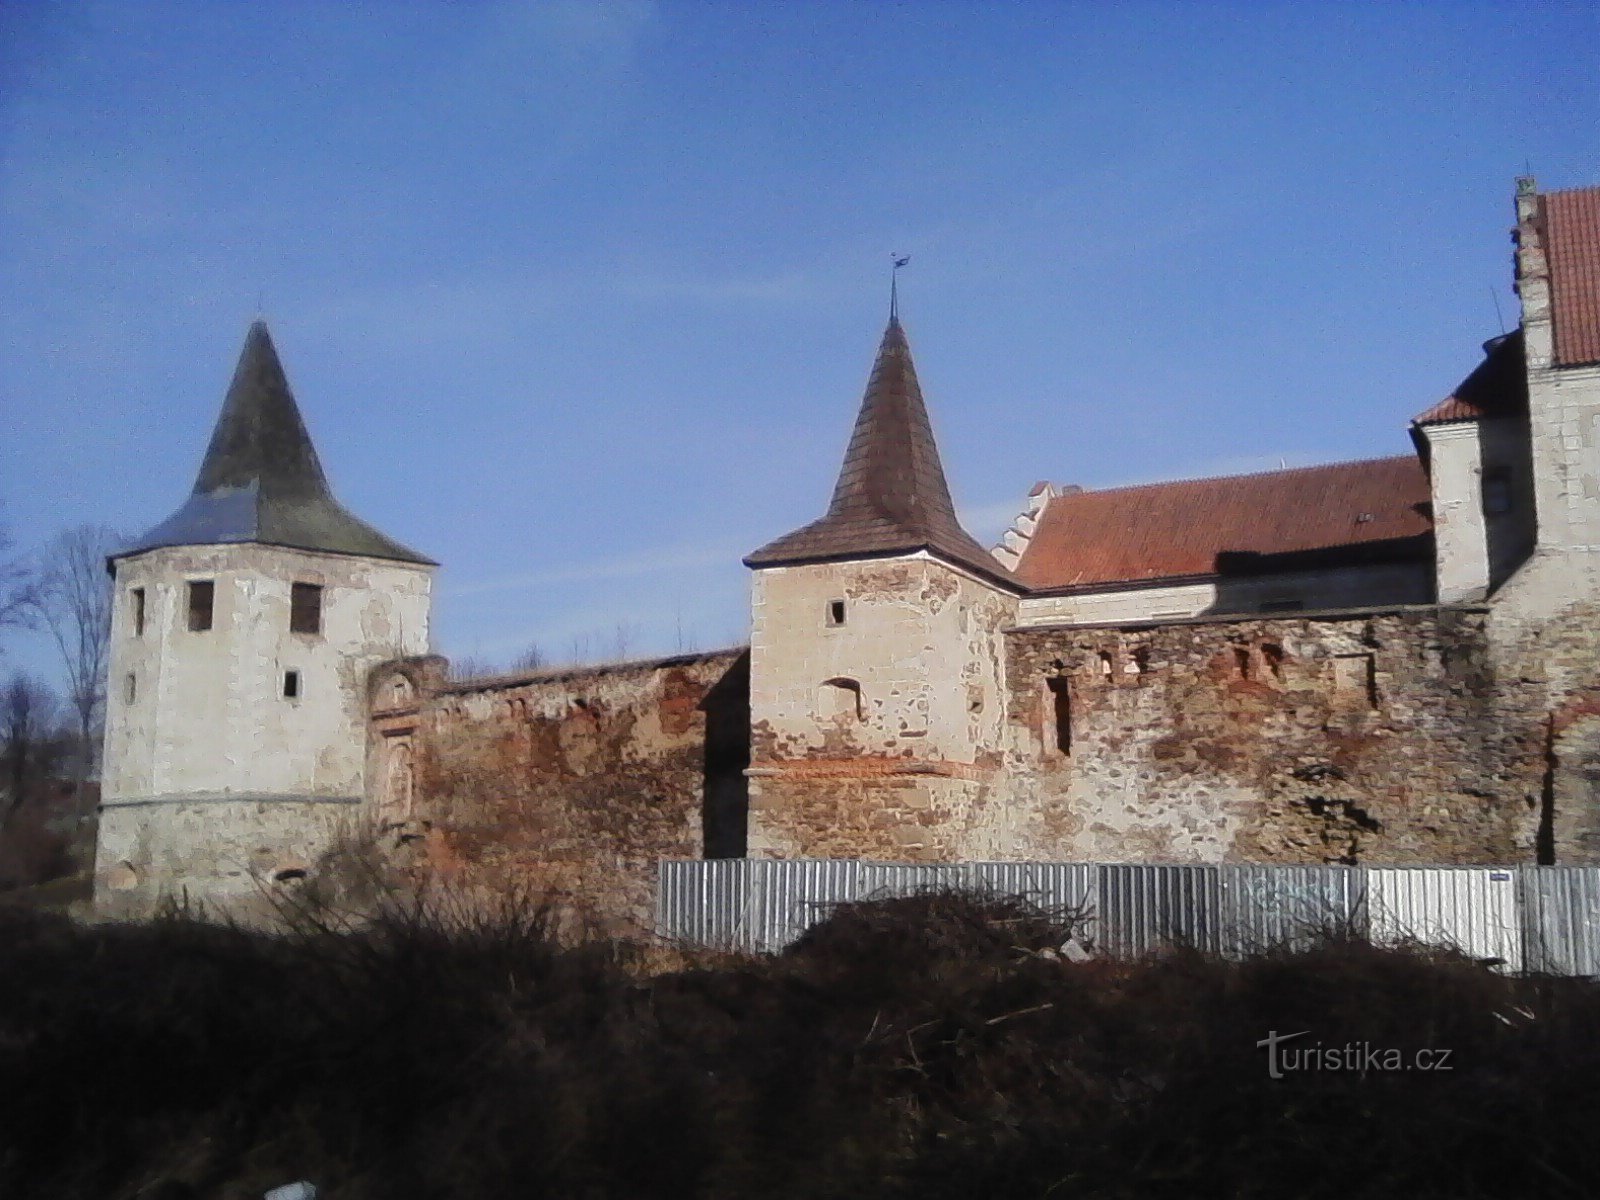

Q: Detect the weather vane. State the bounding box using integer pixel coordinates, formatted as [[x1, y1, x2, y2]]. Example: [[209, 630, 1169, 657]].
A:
[[890, 253, 910, 319]]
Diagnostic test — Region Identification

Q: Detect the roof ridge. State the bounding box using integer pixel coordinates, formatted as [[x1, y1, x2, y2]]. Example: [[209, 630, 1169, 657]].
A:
[[1050, 454, 1419, 501]]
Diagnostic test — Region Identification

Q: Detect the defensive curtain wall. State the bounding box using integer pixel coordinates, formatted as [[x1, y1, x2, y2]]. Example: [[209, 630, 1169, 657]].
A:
[[368, 649, 749, 928]]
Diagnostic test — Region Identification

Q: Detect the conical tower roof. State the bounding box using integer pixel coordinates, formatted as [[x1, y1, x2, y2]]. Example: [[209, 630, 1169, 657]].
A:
[[119, 322, 435, 565], [746, 316, 1017, 589]]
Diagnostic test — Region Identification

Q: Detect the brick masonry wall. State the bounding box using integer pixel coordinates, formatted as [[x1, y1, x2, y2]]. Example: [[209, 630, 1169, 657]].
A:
[[1000, 608, 1544, 865], [371, 649, 749, 930]]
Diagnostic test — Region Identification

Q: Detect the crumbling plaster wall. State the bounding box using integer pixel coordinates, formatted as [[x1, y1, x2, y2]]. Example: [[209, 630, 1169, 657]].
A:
[[371, 649, 749, 930], [97, 543, 431, 914], [1014, 563, 1432, 627], [999, 608, 1539, 865], [746, 553, 1019, 860]]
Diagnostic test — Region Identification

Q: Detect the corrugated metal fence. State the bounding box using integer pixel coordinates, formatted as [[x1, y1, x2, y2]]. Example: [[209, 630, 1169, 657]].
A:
[[657, 859, 1600, 975]]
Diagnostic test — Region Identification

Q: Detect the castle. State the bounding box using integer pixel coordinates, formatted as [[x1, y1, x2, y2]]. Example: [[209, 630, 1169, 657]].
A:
[[96, 178, 1600, 924]]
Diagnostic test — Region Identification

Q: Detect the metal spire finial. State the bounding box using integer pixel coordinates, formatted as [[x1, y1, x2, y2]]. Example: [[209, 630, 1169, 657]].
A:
[[890, 253, 910, 320]]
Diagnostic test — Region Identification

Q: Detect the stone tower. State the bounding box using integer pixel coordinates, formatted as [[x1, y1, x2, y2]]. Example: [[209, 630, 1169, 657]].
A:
[[97, 322, 435, 913], [744, 312, 1024, 861]]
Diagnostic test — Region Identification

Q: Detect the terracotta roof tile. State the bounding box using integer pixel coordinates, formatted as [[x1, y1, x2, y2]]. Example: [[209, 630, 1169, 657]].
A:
[[746, 317, 1019, 590], [1544, 185, 1600, 367], [1412, 331, 1528, 426], [1015, 456, 1432, 591]]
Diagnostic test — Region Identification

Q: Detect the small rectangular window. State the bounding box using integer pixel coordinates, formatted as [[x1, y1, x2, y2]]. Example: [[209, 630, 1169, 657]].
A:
[[1483, 467, 1513, 516], [124, 673, 136, 704], [131, 588, 146, 636], [187, 580, 214, 632], [290, 582, 323, 635], [283, 670, 300, 699], [826, 599, 846, 627], [1047, 676, 1071, 755]]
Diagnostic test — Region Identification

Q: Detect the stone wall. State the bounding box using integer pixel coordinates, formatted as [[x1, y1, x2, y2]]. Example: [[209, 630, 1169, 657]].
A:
[[998, 607, 1540, 865], [371, 649, 749, 930], [746, 552, 1019, 861]]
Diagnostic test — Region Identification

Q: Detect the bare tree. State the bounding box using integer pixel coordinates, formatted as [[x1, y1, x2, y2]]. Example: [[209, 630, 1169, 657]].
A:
[[28, 525, 120, 802], [0, 507, 36, 657], [1, 672, 62, 823], [448, 655, 500, 681], [508, 643, 546, 672]]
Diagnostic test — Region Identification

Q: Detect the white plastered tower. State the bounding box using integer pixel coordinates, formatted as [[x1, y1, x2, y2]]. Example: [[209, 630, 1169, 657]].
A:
[[97, 323, 435, 914]]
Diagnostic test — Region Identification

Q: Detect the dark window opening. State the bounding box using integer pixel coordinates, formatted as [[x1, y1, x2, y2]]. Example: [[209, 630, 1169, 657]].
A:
[[124, 673, 136, 704], [1130, 646, 1150, 676], [290, 582, 323, 635], [1483, 467, 1513, 516], [1263, 643, 1285, 680], [187, 580, 214, 632], [1097, 650, 1114, 676], [283, 670, 300, 699], [1234, 646, 1253, 679], [131, 588, 146, 636], [1047, 676, 1071, 755], [827, 599, 846, 627]]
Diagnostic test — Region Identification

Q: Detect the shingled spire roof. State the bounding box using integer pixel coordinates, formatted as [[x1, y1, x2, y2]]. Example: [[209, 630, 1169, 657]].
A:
[[745, 316, 1019, 590], [118, 322, 434, 565]]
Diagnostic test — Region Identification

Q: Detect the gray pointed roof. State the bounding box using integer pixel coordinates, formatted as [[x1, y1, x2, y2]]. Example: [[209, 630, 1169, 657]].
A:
[[118, 322, 435, 566], [745, 316, 1019, 590]]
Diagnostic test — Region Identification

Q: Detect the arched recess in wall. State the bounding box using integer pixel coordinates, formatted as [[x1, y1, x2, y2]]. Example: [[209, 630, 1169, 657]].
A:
[[817, 677, 863, 721], [383, 739, 414, 823], [388, 674, 415, 708]]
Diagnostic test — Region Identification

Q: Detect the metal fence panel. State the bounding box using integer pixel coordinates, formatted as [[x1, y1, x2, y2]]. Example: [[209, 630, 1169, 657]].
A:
[[1097, 864, 1220, 956], [747, 858, 859, 952], [964, 861, 1098, 928], [857, 862, 968, 900], [660, 860, 1598, 973], [1217, 864, 1367, 957], [1520, 867, 1600, 976], [1368, 867, 1522, 972]]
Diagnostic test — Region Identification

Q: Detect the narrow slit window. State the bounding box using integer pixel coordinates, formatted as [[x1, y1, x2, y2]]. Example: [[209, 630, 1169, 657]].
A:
[[826, 599, 846, 627], [1047, 676, 1071, 755], [131, 588, 146, 637], [283, 670, 300, 699], [124, 673, 137, 704], [290, 582, 323, 635], [187, 580, 214, 632]]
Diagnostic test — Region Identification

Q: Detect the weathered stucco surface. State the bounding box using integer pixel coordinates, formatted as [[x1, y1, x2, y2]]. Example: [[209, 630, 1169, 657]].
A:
[[1013, 563, 1432, 627], [97, 543, 432, 913], [371, 649, 749, 929], [746, 552, 1019, 860]]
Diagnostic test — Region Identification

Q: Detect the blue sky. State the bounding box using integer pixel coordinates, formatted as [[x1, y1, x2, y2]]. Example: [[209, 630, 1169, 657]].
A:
[[2, 1, 1597, 687]]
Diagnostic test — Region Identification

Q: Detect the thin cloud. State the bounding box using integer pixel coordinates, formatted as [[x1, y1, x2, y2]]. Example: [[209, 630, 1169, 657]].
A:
[[448, 538, 748, 599]]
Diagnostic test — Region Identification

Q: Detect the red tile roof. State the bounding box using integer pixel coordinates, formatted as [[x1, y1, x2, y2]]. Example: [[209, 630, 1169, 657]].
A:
[[1544, 186, 1600, 367], [1015, 456, 1432, 591], [1412, 331, 1527, 426]]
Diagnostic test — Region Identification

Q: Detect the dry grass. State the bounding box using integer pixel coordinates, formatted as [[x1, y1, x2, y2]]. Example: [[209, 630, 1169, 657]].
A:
[[0, 889, 1596, 1199]]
